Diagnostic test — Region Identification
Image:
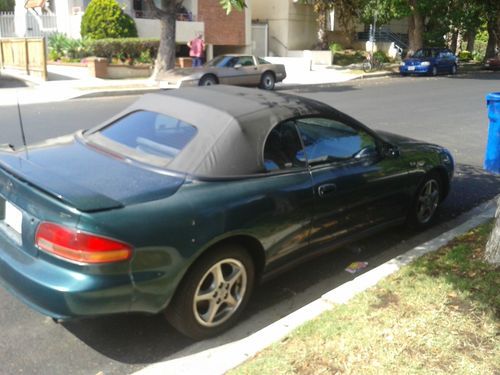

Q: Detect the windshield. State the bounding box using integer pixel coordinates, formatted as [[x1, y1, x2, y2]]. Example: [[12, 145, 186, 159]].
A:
[[412, 49, 437, 58], [205, 56, 239, 68]]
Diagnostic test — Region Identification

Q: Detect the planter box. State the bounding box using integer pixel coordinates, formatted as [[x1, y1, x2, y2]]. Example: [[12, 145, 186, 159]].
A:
[[87, 57, 108, 78], [106, 64, 152, 79], [177, 57, 192, 68]]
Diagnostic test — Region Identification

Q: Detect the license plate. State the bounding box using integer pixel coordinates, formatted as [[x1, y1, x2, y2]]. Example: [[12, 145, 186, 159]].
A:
[[408, 66, 415, 71], [4, 201, 22, 235]]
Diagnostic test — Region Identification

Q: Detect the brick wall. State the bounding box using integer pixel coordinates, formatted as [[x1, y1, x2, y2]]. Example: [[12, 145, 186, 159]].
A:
[[198, 0, 246, 45]]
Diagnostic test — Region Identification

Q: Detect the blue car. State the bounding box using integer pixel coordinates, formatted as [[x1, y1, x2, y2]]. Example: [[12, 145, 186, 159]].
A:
[[400, 48, 458, 76]]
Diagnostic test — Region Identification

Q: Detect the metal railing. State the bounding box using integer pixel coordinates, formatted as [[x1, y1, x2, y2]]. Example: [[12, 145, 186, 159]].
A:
[[0, 12, 16, 38], [26, 11, 58, 37], [0, 12, 57, 38], [357, 30, 408, 48]]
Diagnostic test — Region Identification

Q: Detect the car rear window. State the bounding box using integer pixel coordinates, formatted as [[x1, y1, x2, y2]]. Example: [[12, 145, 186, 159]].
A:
[[98, 111, 197, 160]]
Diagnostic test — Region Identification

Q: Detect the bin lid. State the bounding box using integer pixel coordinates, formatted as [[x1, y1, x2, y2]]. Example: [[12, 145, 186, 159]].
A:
[[486, 92, 500, 102]]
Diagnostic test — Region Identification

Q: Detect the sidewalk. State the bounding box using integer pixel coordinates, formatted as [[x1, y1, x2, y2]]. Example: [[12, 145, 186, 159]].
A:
[[0, 63, 396, 106]]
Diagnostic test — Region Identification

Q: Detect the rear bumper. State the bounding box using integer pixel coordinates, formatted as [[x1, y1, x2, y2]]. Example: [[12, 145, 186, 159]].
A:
[[0, 230, 134, 319]]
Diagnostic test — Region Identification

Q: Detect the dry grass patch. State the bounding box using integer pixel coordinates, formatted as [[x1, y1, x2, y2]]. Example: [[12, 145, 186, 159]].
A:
[[231, 222, 499, 375]]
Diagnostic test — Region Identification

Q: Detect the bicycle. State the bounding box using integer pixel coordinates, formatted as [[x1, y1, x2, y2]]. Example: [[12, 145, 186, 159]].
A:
[[362, 53, 383, 72]]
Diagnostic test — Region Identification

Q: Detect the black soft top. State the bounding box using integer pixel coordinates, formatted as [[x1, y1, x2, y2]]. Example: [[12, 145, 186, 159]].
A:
[[86, 85, 333, 177]]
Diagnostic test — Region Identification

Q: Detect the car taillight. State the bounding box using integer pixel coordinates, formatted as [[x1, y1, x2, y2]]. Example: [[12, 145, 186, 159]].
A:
[[35, 222, 132, 264]]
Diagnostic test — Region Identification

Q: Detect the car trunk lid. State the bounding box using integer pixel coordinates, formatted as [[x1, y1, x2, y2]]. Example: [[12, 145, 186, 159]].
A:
[[0, 135, 185, 212]]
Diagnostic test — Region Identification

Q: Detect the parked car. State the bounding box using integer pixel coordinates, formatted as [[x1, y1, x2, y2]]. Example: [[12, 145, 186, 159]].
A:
[[484, 53, 500, 70], [0, 86, 454, 339], [158, 54, 286, 90], [400, 48, 458, 76]]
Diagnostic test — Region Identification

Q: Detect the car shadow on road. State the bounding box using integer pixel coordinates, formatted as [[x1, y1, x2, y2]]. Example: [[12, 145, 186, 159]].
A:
[[61, 163, 500, 368]]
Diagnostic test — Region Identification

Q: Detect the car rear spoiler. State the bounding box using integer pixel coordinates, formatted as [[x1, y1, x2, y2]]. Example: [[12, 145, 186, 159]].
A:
[[0, 150, 123, 212]]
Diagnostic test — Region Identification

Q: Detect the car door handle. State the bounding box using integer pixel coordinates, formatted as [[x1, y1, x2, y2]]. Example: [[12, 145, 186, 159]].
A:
[[318, 183, 337, 198]]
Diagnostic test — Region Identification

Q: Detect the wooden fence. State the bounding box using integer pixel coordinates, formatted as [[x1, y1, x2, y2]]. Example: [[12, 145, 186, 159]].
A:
[[0, 37, 47, 80]]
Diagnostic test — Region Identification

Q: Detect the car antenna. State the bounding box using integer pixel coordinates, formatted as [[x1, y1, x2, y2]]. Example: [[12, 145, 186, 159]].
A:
[[16, 90, 29, 158]]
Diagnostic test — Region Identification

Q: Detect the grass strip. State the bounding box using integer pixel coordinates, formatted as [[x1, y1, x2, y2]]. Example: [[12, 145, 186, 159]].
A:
[[231, 222, 499, 375]]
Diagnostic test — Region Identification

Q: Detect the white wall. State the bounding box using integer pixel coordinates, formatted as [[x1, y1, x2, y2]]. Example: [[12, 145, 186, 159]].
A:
[[14, 0, 26, 37], [251, 0, 317, 57], [287, 2, 316, 51], [134, 18, 204, 43]]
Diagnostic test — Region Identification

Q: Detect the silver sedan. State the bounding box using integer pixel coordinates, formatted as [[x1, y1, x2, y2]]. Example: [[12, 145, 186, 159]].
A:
[[158, 54, 287, 90]]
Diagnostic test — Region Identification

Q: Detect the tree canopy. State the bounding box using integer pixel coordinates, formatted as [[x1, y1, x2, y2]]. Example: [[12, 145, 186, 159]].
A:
[[0, 0, 14, 12], [305, 0, 499, 56]]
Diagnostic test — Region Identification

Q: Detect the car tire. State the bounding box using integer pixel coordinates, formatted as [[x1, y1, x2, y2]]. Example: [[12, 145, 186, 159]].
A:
[[451, 64, 457, 75], [260, 72, 276, 90], [165, 244, 255, 340], [199, 75, 218, 86], [400, 72, 408, 77], [431, 66, 438, 76], [407, 172, 442, 229]]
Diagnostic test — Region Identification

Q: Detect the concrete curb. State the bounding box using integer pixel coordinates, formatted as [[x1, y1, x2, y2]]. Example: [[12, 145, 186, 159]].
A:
[[132, 197, 498, 375]]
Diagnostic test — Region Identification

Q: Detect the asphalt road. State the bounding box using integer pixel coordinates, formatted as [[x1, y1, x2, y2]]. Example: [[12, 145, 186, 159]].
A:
[[0, 71, 499, 375]]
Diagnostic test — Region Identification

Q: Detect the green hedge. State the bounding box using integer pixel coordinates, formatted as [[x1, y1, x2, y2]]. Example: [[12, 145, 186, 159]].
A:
[[89, 38, 159, 62], [48, 34, 160, 64]]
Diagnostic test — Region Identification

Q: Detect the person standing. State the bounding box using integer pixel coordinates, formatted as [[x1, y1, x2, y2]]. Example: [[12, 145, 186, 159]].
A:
[[188, 33, 205, 67]]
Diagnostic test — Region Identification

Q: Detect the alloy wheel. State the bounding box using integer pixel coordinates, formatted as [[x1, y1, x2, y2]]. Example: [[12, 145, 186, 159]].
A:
[[416, 179, 440, 224], [193, 258, 247, 327]]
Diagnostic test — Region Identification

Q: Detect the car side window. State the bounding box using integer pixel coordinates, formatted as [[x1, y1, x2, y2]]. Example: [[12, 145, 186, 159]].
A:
[[225, 57, 239, 67], [263, 121, 306, 172], [237, 56, 255, 66], [295, 117, 378, 166]]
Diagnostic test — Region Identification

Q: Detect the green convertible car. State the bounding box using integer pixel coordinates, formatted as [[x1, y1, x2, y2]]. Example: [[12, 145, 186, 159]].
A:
[[0, 86, 453, 339]]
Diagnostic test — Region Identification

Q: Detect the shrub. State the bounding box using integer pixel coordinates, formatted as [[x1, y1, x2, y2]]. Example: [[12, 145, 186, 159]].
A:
[[88, 38, 159, 63], [48, 33, 92, 61], [329, 42, 343, 53], [458, 51, 472, 61], [373, 50, 390, 63], [81, 0, 138, 39]]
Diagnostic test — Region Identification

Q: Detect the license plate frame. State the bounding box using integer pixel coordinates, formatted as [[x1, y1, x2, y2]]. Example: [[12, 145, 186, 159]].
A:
[[408, 66, 415, 71]]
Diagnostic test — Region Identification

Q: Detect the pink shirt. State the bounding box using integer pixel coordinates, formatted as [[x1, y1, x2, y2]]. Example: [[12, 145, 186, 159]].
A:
[[189, 38, 205, 58]]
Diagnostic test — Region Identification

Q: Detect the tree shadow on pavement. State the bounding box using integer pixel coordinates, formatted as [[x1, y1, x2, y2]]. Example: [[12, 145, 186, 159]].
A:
[[276, 83, 359, 94], [62, 163, 500, 369], [47, 72, 78, 81], [0, 75, 30, 88], [447, 71, 500, 81]]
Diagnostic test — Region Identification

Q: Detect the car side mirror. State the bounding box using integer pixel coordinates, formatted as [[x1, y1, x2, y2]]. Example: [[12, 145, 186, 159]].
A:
[[383, 144, 400, 159], [234, 64, 242, 69]]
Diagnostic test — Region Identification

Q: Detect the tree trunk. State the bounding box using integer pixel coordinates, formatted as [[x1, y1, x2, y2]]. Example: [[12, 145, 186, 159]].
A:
[[407, 1, 424, 55], [450, 30, 459, 54], [485, 17, 497, 59], [485, 197, 500, 265], [466, 29, 476, 53], [413, 10, 424, 51], [152, 12, 176, 78], [408, 13, 416, 55]]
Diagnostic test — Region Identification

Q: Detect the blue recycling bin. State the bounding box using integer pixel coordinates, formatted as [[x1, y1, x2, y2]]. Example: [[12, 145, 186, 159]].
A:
[[484, 92, 500, 174]]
